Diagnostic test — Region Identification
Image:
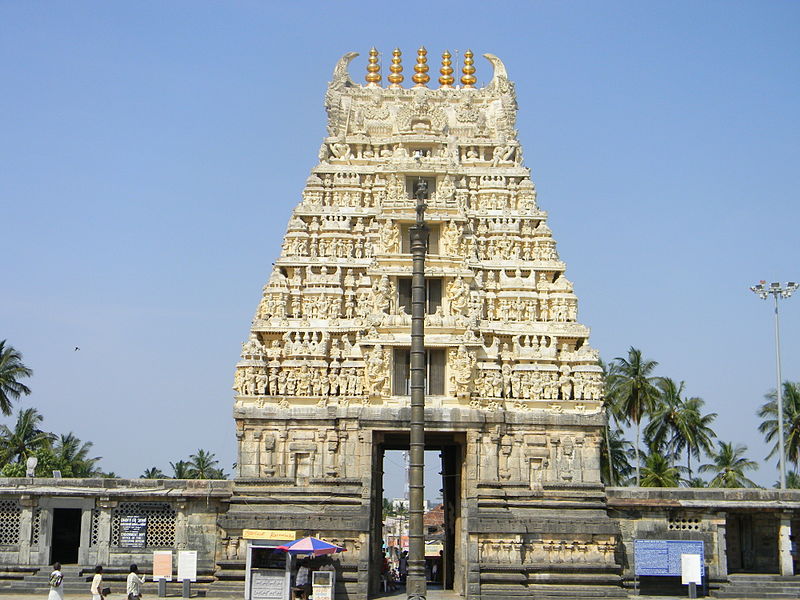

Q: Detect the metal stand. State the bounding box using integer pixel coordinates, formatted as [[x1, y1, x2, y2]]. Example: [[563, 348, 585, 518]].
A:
[[688, 582, 697, 598], [182, 579, 191, 598], [157, 578, 166, 597]]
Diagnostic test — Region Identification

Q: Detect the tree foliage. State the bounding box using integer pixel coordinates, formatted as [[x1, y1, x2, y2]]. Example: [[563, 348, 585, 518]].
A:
[[141, 467, 166, 479], [606, 347, 662, 485], [640, 452, 681, 487], [0, 410, 102, 477], [600, 427, 635, 486], [0, 408, 54, 464], [700, 442, 758, 488], [0, 341, 33, 416], [757, 381, 800, 473]]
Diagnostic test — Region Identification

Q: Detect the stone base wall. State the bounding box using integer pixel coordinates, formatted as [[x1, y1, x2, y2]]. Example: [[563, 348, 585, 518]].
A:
[[0, 478, 231, 573], [3, 479, 800, 599]]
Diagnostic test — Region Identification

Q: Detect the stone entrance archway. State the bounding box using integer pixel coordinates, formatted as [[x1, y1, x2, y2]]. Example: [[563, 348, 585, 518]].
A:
[[371, 432, 465, 597]]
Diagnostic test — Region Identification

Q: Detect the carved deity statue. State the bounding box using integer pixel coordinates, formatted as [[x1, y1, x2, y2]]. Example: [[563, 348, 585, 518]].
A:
[[364, 344, 390, 397], [371, 274, 394, 314], [448, 275, 469, 315], [450, 345, 476, 399]]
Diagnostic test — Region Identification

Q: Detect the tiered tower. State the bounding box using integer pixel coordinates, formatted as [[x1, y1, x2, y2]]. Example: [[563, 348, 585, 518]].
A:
[[222, 49, 623, 599]]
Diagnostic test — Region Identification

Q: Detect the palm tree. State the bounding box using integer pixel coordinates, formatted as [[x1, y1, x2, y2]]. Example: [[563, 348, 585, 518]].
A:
[[646, 381, 718, 479], [600, 427, 635, 486], [640, 452, 680, 487], [170, 460, 192, 479], [608, 347, 661, 485], [0, 340, 33, 416], [51, 433, 102, 477], [644, 378, 687, 460], [784, 472, 800, 489], [757, 381, 800, 473], [141, 467, 166, 479], [678, 397, 717, 480], [382, 497, 394, 518], [187, 449, 222, 479], [600, 358, 624, 484], [0, 408, 54, 463], [700, 441, 758, 488], [685, 477, 707, 488]]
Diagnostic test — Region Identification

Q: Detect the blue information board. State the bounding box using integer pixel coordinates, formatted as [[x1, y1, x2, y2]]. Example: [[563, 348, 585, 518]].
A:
[[634, 539, 704, 577]]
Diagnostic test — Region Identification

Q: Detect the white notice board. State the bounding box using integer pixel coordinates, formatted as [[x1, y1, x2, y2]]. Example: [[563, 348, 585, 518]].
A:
[[681, 553, 702, 584], [178, 550, 197, 582]]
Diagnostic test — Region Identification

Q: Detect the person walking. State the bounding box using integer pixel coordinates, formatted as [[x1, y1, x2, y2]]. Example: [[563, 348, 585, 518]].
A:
[[90, 566, 103, 600], [398, 551, 408, 584], [48, 563, 64, 600], [126, 564, 146, 600]]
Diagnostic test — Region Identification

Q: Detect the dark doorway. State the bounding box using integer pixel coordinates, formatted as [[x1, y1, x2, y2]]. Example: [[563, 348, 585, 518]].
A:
[[51, 508, 82, 564], [727, 513, 779, 573], [370, 431, 464, 598]]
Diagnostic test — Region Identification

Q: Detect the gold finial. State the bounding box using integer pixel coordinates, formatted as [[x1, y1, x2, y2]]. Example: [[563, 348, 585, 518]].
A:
[[387, 48, 404, 88], [365, 47, 382, 87], [412, 46, 430, 87], [439, 50, 454, 88], [461, 49, 477, 88]]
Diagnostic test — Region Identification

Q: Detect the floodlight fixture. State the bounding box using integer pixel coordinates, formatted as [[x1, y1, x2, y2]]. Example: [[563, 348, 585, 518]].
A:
[[750, 280, 798, 489]]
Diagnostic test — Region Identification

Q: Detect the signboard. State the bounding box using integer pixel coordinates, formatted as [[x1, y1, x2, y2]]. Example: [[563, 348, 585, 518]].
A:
[[313, 586, 332, 600], [634, 539, 705, 577], [153, 551, 173, 581], [681, 553, 702, 585], [250, 570, 285, 600], [243, 529, 298, 541], [119, 515, 147, 548], [312, 571, 334, 600], [178, 551, 197, 582]]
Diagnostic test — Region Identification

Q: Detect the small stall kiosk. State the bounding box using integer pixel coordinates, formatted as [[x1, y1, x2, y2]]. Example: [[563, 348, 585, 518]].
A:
[[244, 530, 299, 600]]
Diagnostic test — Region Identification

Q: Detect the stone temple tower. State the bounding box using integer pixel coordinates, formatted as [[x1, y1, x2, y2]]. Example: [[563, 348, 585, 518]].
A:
[[223, 48, 623, 599]]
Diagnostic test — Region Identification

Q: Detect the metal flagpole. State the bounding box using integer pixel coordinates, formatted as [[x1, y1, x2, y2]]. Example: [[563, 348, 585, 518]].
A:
[[407, 178, 429, 600]]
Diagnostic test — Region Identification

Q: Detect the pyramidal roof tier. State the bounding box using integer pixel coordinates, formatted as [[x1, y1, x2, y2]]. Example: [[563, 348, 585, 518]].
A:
[[234, 48, 603, 415]]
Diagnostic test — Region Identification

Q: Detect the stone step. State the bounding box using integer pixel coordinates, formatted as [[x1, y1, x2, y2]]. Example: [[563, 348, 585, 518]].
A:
[[478, 583, 627, 598], [711, 575, 800, 599]]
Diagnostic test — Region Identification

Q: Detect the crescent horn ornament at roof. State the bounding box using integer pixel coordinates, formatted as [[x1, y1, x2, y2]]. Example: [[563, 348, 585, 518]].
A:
[[331, 52, 359, 88], [483, 53, 508, 86]]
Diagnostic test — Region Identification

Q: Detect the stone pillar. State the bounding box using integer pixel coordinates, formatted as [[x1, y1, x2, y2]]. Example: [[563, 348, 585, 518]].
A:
[[235, 428, 245, 478], [253, 430, 263, 477], [78, 507, 93, 564], [96, 498, 116, 566], [175, 499, 189, 550], [18, 495, 37, 565], [779, 514, 794, 576], [713, 514, 728, 580], [466, 533, 481, 600]]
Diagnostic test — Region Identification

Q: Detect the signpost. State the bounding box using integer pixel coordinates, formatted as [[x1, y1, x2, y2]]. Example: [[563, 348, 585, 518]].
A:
[[178, 550, 197, 598], [634, 540, 705, 597], [152, 551, 172, 597], [681, 553, 702, 598]]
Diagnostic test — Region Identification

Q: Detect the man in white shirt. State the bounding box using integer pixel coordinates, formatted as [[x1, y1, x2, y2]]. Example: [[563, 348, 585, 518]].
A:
[[126, 564, 146, 600]]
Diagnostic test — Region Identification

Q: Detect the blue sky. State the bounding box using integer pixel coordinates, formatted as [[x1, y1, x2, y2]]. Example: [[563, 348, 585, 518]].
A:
[[1, 1, 798, 492]]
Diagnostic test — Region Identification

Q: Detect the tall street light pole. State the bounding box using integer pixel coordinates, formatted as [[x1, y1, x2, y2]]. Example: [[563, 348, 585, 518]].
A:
[[407, 178, 429, 600], [750, 280, 798, 490]]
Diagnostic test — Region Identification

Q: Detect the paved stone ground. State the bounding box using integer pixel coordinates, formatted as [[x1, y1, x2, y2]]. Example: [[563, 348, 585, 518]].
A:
[[0, 593, 773, 600]]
